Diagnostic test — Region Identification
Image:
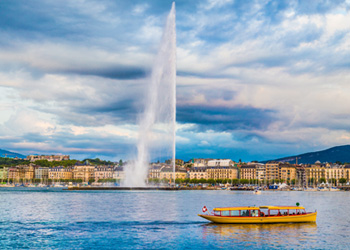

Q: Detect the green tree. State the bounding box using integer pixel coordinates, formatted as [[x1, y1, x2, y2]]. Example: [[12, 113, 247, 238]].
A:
[[198, 178, 206, 184], [319, 177, 326, 184], [231, 179, 239, 185], [207, 178, 215, 185], [34, 160, 50, 167], [240, 179, 249, 184], [339, 178, 347, 185]]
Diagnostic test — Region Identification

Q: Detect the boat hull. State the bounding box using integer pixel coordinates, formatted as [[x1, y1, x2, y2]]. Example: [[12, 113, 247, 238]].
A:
[[198, 212, 317, 224]]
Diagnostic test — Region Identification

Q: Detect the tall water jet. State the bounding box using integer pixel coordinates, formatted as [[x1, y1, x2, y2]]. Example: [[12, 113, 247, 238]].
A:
[[124, 2, 176, 187]]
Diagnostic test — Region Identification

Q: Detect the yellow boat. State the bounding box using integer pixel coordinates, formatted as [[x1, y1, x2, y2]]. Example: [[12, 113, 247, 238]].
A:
[[198, 205, 317, 224]]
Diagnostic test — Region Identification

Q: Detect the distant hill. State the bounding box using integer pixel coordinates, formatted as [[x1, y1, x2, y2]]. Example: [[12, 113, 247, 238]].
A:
[[0, 149, 26, 159], [263, 145, 350, 164]]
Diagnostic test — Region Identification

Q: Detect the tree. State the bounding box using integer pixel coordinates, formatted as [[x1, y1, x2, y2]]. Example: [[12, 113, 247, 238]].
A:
[[339, 178, 347, 185], [198, 178, 206, 184], [240, 179, 249, 184], [319, 178, 326, 184], [183, 178, 190, 184], [231, 179, 239, 185], [207, 178, 215, 185], [34, 160, 50, 167]]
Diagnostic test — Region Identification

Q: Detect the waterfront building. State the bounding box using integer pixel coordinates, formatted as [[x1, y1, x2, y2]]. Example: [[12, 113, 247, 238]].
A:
[[49, 167, 73, 181], [23, 164, 35, 181], [296, 166, 307, 188], [343, 165, 350, 181], [148, 164, 163, 179], [7, 165, 32, 183], [306, 163, 325, 185], [35, 167, 49, 180], [325, 164, 345, 185], [0, 167, 8, 181], [26, 155, 70, 162], [279, 163, 297, 184], [113, 166, 125, 181], [73, 163, 95, 182], [159, 166, 187, 180], [255, 164, 266, 182], [94, 166, 114, 181], [7, 167, 19, 181], [265, 162, 279, 182], [207, 166, 238, 180], [189, 167, 208, 180], [240, 165, 256, 180]]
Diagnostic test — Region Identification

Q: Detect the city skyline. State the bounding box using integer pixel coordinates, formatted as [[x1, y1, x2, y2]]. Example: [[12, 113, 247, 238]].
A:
[[1, 0, 350, 162]]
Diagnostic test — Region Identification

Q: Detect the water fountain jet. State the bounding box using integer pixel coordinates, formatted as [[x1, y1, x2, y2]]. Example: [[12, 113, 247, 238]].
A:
[[123, 2, 176, 187]]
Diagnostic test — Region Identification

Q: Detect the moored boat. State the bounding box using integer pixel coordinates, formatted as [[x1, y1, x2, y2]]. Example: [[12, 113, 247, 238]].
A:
[[253, 189, 261, 194], [198, 205, 317, 224]]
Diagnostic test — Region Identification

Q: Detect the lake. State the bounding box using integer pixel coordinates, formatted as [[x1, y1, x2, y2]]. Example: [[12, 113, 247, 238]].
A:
[[0, 188, 348, 249]]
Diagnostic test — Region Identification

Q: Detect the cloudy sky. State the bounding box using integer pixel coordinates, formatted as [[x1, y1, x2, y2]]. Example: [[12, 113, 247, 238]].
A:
[[1, 0, 350, 162]]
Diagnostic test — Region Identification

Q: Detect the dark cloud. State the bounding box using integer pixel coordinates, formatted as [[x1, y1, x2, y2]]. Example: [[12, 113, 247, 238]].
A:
[[0, 131, 136, 160], [177, 105, 275, 132], [60, 66, 147, 80]]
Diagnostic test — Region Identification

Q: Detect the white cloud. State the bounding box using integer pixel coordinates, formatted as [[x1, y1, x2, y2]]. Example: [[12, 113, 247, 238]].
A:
[[132, 4, 149, 15], [203, 0, 234, 10]]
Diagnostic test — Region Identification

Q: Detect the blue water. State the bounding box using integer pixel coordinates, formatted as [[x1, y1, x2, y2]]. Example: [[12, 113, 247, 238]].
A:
[[0, 188, 349, 249]]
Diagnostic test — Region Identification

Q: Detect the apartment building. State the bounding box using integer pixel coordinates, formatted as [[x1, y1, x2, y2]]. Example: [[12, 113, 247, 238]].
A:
[[240, 165, 256, 180]]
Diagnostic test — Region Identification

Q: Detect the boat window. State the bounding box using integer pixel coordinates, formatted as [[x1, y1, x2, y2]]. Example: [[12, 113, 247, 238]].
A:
[[280, 209, 289, 215], [269, 209, 280, 216], [221, 210, 230, 216], [251, 210, 259, 217], [240, 210, 249, 216], [230, 210, 239, 216], [259, 208, 268, 217], [214, 211, 220, 216]]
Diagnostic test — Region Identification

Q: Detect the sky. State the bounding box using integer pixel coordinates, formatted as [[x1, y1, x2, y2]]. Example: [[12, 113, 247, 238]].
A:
[[0, 0, 350, 162]]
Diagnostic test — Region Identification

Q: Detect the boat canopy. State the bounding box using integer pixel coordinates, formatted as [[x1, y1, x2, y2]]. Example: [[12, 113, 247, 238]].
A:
[[214, 206, 259, 211], [259, 206, 305, 210], [213, 206, 305, 211]]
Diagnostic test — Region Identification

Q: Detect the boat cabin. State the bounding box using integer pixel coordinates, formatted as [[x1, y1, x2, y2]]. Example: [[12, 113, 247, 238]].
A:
[[213, 206, 307, 217]]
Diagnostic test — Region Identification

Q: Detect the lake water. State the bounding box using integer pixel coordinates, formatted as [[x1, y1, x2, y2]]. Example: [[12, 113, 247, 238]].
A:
[[0, 188, 348, 249]]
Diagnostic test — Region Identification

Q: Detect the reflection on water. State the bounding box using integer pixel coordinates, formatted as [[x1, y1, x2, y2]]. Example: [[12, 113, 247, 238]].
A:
[[202, 223, 318, 248]]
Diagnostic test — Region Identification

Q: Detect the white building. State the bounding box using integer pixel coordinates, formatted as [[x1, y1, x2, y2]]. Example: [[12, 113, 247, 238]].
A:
[[207, 159, 234, 167]]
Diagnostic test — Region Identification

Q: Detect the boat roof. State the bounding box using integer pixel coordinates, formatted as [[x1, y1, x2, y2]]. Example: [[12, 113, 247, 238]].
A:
[[213, 206, 305, 211], [259, 206, 305, 210], [214, 206, 259, 211]]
